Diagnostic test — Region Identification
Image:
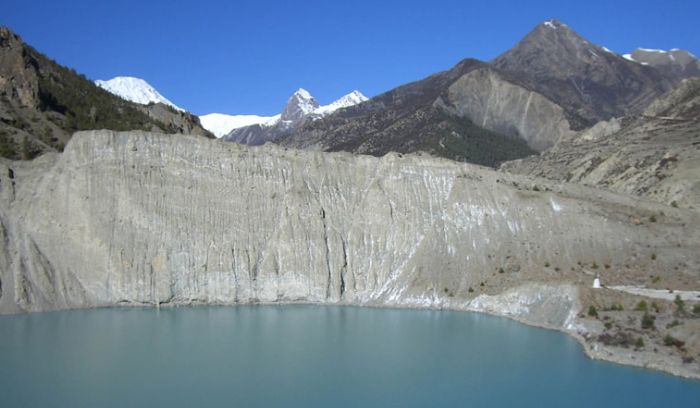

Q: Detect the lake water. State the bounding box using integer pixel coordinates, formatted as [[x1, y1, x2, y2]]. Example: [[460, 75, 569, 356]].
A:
[[0, 305, 698, 407]]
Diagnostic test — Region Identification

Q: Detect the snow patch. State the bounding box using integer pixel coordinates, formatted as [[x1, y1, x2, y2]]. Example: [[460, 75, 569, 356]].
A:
[[314, 90, 368, 115], [638, 48, 667, 53]]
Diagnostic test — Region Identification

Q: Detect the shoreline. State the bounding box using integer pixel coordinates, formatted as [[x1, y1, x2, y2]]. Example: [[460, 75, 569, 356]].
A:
[[3, 292, 699, 382]]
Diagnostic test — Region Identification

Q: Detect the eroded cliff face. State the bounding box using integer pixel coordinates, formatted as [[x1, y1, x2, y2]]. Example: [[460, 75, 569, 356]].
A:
[[1, 131, 697, 324], [439, 68, 574, 151]]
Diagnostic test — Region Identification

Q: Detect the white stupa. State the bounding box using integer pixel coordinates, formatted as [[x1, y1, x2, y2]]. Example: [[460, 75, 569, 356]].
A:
[[593, 274, 601, 289]]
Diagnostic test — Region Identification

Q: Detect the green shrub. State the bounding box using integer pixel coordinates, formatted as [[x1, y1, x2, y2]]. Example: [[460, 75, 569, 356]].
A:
[[674, 295, 685, 315], [693, 304, 700, 316], [588, 305, 598, 318], [635, 300, 648, 312], [666, 320, 682, 329], [635, 338, 644, 348], [641, 312, 655, 330], [650, 253, 657, 260]]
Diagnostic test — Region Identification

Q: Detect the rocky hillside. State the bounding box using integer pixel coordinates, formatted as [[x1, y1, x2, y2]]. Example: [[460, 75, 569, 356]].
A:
[[501, 78, 700, 209], [492, 20, 676, 127], [279, 59, 541, 167], [1, 130, 699, 378], [276, 20, 694, 166], [624, 48, 700, 81], [0, 27, 211, 160]]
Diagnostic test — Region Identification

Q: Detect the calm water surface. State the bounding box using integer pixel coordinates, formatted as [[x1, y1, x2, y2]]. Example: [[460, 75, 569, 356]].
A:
[[0, 305, 698, 407]]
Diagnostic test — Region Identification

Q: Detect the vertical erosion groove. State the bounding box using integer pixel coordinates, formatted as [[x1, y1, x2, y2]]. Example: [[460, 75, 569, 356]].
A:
[[319, 207, 333, 300], [339, 239, 348, 298]]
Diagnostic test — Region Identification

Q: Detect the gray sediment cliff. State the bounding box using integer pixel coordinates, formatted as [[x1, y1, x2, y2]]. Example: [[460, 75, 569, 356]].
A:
[[0, 131, 698, 378]]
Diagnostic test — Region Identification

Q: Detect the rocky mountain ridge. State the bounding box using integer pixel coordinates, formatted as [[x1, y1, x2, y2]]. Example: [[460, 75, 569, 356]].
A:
[[491, 19, 676, 126], [624, 48, 700, 80], [276, 20, 695, 166], [0, 27, 211, 160]]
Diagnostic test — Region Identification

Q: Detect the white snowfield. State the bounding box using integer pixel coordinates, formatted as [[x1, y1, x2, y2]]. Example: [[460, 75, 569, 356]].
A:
[[95, 76, 182, 111], [201, 88, 368, 138], [199, 113, 281, 138]]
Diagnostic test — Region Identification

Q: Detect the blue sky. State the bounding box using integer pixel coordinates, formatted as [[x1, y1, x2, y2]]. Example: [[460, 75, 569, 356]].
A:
[[3, 0, 699, 116]]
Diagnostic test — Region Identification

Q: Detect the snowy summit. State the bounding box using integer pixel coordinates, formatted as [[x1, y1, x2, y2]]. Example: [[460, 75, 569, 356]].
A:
[[95, 76, 182, 111], [201, 89, 368, 138]]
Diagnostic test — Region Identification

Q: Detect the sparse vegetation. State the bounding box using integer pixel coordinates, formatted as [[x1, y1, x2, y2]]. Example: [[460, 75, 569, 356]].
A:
[[544, 261, 550, 268], [591, 262, 598, 269], [635, 338, 645, 348], [674, 295, 685, 315], [666, 320, 682, 329], [649, 214, 657, 223], [635, 300, 648, 312], [641, 312, 655, 330], [663, 335, 685, 349], [588, 305, 598, 318], [693, 304, 700, 316], [0, 130, 19, 159], [597, 331, 635, 348], [650, 253, 657, 260]]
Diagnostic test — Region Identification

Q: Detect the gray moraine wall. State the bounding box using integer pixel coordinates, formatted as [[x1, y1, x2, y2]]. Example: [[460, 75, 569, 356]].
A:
[[0, 131, 698, 378]]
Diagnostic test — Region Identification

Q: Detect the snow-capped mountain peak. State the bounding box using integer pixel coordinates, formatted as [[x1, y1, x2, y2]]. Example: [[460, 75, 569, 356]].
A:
[[203, 88, 369, 139], [281, 88, 320, 122], [314, 90, 368, 115], [95, 76, 182, 111]]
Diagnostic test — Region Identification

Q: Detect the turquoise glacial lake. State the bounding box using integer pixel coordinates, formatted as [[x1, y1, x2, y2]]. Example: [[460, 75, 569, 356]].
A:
[[1, 305, 699, 407]]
